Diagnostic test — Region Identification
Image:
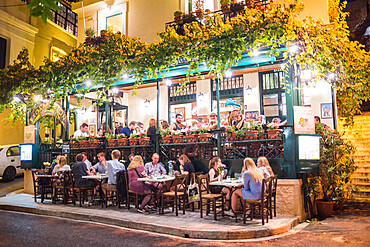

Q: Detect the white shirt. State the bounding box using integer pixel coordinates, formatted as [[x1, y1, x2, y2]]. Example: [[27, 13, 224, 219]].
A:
[[52, 165, 71, 176], [258, 167, 271, 179], [73, 129, 89, 138], [84, 159, 92, 170]]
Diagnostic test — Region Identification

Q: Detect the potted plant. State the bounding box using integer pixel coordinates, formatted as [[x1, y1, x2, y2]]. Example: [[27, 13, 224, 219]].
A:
[[185, 129, 198, 143], [171, 130, 184, 143], [105, 133, 116, 147], [266, 123, 283, 139], [230, 0, 244, 14], [183, 12, 197, 24], [138, 133, 150, 145], [174, 10, 184, 24], [225, 126, 237, 142], [129, 133, 139, 146], [117, 134, 128, 146], [194, 0, 205, 19], [88, 135, 99, 147], [70, 137, 79, 148], [220, 0, 231, 14], [198, 127, 211, 142], [246, 123, 259, 140], [160, 128, 172, 144], [305, 125, 357, 219], [235, 128, 246, 141]]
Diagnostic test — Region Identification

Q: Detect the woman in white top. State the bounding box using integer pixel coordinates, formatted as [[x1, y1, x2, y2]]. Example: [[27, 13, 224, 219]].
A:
[[52, 156, 71, 175], [256, 156, 274, 179]]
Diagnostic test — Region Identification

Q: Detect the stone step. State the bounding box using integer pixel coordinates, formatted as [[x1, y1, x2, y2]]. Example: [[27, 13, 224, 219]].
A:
[[354, 184, 370, 191], [353, 172, 370, 178]]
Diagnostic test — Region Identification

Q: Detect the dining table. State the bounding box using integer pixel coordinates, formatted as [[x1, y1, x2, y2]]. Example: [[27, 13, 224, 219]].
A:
[[82, 173, 109, 205]]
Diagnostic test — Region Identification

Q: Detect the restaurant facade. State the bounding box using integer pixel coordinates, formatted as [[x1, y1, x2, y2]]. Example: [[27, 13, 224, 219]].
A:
[[20, 0, 334, 220]]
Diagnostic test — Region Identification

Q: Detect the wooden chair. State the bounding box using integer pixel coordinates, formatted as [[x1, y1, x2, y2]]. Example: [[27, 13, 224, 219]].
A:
[[197, 174, 225, 220], [242, 177, 272, 225], [104, 170, 127, 208], [52, 171, 73, 204], [125, 172, 140, 210], [270, 175, 278, 218], [161, 174, 187, 216], [31, 169, 53, 203], [66, 172, 94, 207]]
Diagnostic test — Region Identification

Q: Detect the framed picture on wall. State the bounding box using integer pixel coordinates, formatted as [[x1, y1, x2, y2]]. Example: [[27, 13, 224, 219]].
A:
[[245, 111, 259, 120], [321, 103, 333, 119], [174, 107, 185, 118], [88, 125, 96, 136]]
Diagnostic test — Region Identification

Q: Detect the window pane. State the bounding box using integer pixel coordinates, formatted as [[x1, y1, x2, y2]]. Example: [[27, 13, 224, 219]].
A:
[[281, 92, 286, 105], [282, 104, 287, 116], [7, 147, 20, 156], [263, 94, 278, 105], [264, 105, 279, 116]]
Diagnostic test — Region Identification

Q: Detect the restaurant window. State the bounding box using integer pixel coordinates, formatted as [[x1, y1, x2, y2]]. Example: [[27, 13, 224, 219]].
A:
[[169, 81, 197, 124], [259, 70, 286, 122], [51, 2, 78, 36], [0, 37, 6, 69]]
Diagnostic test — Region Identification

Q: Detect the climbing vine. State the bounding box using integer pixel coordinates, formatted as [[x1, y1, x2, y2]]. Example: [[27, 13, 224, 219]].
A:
[[0, 0, 368, 126]]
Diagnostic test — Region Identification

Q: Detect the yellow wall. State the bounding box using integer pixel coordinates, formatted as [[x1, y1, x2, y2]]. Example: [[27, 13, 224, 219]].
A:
[[0, 110, 24, 145], [275, 0, 329, 23]]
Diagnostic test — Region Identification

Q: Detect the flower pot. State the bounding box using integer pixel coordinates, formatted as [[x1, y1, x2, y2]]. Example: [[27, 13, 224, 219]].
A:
[[230, 3, 244, 13], [221, 3, 230, 14], [138, 137, 150, 145], [183, 13, 197, 24], [195, 9, 204, 19], [172, 135, 184, 143], [70, 141, 78, 148], [107, 139, 117, 147], [88, 139, 99, 147], [267, 129, 282, 139], [227, 133, 238, 142], [198, 133, 212, 142], [185, 134, 198, 143], [129, 138, 139, 146], [316, 200, 334, 219], [174, 14, 183, 25], [237, 135, 245, 141], [162, 136, 172, 144], [117, 138, 128, 146], [333, 199, 345, 212], [246, 130, 258, 140]]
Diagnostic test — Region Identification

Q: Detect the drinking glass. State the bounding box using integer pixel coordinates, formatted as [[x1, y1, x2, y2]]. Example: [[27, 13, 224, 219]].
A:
[[227, 176, 231, 181]]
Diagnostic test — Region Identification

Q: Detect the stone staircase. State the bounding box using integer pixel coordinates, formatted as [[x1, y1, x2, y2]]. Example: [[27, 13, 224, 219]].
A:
[[339, 114, 370, 202]]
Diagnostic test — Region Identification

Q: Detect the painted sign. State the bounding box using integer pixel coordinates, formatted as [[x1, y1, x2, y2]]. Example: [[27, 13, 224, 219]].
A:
[[298, 135, 321, 160], [29, 102, 67, 127], [24, 125, 36, 144], [293, 106, 315, 134]]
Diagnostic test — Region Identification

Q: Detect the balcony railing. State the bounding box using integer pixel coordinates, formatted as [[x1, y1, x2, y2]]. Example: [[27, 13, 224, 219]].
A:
[[51, 2, 78, 36], [165, 0, 270, 36]]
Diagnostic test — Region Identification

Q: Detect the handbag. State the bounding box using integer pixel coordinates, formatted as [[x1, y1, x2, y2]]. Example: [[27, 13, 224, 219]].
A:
[[187, 181, 200, 202]]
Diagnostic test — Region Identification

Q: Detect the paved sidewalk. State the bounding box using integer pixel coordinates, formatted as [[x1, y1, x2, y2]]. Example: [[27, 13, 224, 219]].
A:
[[0, 193, 299, 240]]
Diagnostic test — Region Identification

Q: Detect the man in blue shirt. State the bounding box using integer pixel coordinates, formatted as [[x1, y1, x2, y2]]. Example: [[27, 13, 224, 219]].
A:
[[120, 121, 136, 137], [103, 150, 125, 192], [142, 153, 166, 177]]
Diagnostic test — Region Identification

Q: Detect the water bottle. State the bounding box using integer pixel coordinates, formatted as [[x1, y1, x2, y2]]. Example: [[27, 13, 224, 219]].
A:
[[168, 161, 174, 176]]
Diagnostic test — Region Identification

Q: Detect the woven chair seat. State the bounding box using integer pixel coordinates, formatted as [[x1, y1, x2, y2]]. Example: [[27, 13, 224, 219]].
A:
[[163, 191, 185, 196], [202, 193, 223, 199]]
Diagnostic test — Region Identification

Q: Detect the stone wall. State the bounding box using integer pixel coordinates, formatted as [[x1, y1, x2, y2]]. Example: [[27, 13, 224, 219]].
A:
[[276, 179, 308, 220]]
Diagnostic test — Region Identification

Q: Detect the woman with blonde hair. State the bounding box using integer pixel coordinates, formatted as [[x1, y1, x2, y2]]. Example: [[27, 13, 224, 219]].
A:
[[257, 156, 274, 178], [52, 156, 70, 175], [231, 158, 264, 213], [127, 155, 154, 213]]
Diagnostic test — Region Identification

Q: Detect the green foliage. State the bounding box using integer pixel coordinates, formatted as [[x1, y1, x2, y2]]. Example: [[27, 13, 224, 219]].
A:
[[85, 27, 96, 37], [27, 0, 60, 24], [160, 128, 170, 137], [305, 124, 357, 202], [220, 0, 231, 4], [105, 133, 115, 139], [0, 0, 368, 127], [117, 134, 126, 139], [174, 11, 183, 16]]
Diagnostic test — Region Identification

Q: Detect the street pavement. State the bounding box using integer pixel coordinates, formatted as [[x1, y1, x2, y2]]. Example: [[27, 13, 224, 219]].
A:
[[0, 206, 369, 247], [0, 176, 23, 197]]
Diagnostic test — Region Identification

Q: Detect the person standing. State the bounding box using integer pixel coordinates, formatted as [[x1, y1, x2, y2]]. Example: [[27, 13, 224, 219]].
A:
[[120, 121, 137, 137], [169, 114, 185, 132], [73, 123, 89, 138]]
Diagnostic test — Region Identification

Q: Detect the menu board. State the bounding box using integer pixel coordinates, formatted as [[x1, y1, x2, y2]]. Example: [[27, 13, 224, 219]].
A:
[[20, 144, 33, 161], [298, 135, 321, 160], [293, 106, 315, 134]]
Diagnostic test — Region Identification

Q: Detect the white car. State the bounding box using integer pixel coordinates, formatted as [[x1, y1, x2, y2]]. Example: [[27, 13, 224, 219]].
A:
[[0, 144, 23, 181]]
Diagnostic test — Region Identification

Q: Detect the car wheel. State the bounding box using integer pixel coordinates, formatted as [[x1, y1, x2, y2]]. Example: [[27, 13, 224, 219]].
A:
[[3, 166, 16, 182]]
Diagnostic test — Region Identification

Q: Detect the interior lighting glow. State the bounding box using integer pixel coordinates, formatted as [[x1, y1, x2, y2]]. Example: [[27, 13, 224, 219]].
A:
[[34, 95, 42, 102], [121, 73, 129, 79], [13, 96, 20, 103], [165, 79, 172, 86], [252, 49, 259, 56], [328, 72, 336, 80], [85, 79, 92, 87], [112, 87, 119, 94], [289, 45, 298, 53], [225, 70, 232, 78], [301, 69, 312, 80]]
